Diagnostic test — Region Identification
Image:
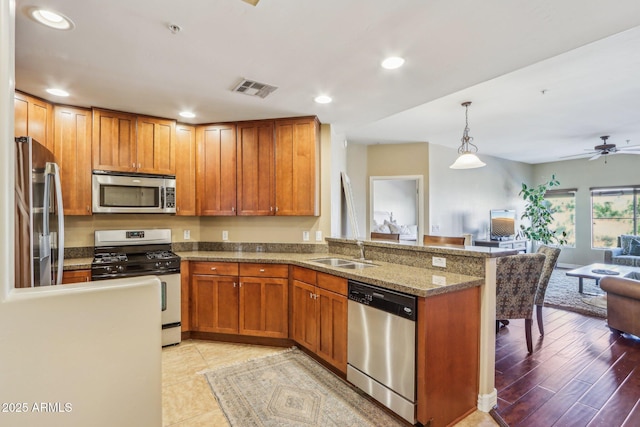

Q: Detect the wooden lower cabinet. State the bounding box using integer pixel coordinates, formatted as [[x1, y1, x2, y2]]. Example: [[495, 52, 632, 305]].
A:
[[416, 286, 480, 427], [291, 267, 347, 373], [190, 262, 288, 338], [192, 273, 239, 334], [61, 269, 91, 284]]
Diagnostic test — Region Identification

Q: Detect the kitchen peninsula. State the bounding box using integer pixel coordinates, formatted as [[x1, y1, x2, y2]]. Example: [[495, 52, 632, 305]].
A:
[[65, 238, 511, 427]]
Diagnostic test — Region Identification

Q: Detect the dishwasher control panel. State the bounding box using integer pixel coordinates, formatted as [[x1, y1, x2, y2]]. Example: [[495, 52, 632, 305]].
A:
[[348, 280, 417, 321]]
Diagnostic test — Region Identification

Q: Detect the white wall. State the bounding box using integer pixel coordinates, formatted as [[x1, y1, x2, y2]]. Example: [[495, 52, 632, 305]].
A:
[[428, 144, 532, 240], [330, 130, 347, 238], [533, 154, 640, 266], [345, 143, 368, 238], [1, 3, 162, 426]]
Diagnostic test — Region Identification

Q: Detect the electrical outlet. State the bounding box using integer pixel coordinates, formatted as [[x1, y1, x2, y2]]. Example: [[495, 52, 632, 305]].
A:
[[432, 256, 446, 268], [315, 230, 323, 242], [222, 230, 229, 241], [302, 231, 310, 241], [183, 229, 190, 240]]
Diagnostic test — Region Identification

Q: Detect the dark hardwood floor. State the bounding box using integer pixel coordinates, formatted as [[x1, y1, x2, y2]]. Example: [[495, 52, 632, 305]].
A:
[[494, 306, 640, 427]]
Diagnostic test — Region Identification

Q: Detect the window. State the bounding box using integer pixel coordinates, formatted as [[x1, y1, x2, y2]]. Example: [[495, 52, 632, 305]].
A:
[[591, 186, 640, 248], [545, 189, 576, 247]]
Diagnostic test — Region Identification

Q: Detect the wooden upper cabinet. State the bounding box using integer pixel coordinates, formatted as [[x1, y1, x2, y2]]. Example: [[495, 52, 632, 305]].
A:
[[92, 109, 137, 172], [136, 116, 176, 175], [196, 124, 237, 216], [236, 121, 275, 216], [175, 124, 197, 216], [54, 105, 93, 215], [274, 117, 320, 216], [14, 91, 55, 152], [92, 109, 176, 175]]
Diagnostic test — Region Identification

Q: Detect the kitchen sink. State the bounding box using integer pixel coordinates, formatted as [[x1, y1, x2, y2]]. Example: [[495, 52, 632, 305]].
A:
[[309, 258, 377, 269]]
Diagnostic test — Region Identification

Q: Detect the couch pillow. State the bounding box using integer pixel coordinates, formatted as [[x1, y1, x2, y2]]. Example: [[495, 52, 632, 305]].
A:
[[629, 239, 640, 256], [384, 220, 401, 234], [620, 234, 638, 255]]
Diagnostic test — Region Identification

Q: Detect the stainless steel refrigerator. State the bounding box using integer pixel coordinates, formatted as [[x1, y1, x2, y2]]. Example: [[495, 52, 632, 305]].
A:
[[15, 136, 65, 287]]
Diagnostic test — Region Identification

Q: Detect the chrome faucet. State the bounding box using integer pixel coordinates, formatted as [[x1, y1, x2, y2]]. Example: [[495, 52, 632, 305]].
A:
[[356, 240, 366, 261]]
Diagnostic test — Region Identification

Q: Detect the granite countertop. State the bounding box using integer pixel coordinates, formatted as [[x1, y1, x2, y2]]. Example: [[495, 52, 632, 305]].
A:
[[63, 251, 484, 297], [176, 251, 483, 297]]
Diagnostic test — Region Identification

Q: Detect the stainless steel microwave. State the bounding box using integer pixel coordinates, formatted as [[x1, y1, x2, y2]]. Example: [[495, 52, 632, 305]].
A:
[[92, 171, 176, 214]]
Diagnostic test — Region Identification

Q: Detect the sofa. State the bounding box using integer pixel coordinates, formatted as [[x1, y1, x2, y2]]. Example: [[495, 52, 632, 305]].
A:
[[600, 273, 640, 337], [604, 234, 640, 267]]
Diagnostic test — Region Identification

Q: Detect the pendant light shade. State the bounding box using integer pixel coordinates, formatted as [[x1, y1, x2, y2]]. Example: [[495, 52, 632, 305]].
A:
[[450, 102, 486, 169]]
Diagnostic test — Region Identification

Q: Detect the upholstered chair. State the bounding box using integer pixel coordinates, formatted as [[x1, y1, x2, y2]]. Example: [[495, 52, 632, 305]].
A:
[[600, 275, 640, 337], [496, 253, 546, 353], [534, 245, 561, 335]]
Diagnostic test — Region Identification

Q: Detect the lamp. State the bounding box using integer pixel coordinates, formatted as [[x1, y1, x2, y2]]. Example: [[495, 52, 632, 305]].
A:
[[449, 101, 486, 169]]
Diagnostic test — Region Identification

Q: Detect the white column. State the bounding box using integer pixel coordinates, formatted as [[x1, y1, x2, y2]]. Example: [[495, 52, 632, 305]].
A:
[[477, 257, 498, 411]]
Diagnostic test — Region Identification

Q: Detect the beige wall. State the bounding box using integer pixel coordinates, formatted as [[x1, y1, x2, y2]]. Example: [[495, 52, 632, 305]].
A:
[[366, 142, 430, 237], [65, 124, 334, 246]]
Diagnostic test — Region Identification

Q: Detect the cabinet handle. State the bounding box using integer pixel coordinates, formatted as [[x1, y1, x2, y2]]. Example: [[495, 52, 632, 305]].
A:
[[309, 292, 313, 299], [259, 268, 265, 273], [210, 267, 217, 271], [239, 282, 242, 287], [270, 206, 273, 212], [138, 163, 141, 169], [275, 206, 279, 212], [232, 207, 235, 212], [132, 163, 135, 168], [233, 282, 237, 287], [86, 206, 90, 212]]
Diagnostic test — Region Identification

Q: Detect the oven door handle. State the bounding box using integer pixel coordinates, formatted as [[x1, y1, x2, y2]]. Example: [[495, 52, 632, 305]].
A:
[[161, 281, 167, 311]]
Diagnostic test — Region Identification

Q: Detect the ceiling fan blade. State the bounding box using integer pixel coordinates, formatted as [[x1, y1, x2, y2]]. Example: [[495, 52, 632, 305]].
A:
[[620, 145, 640, 151], [241, 0, 260, 5], [560, 151, 598, 159], [589, 153, 602, 161]]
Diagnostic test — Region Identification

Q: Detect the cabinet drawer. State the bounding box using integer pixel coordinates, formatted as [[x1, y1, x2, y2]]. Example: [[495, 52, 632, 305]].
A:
[[240, 263, 289, 278], [292, 266, 317, 284], [191, 261, 238, 276], [317, 272, 347, 296]]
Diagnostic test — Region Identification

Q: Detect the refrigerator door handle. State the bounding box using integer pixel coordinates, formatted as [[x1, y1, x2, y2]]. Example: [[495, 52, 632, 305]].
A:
[[45, 162, 65, 285]]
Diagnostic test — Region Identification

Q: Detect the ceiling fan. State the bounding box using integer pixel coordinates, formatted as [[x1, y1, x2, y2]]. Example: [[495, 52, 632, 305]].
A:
[[562, 135, 640, 161]]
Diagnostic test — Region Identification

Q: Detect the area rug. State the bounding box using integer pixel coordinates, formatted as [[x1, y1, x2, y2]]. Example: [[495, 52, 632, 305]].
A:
[[203, 347, 402, 426], [543, 268, 606, 318]]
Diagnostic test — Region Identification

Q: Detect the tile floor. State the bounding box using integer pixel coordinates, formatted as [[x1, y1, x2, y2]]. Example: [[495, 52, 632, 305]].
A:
[[162, 339, 498, 426]]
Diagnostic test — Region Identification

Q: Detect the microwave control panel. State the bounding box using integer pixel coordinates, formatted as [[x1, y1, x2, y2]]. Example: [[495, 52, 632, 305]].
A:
[[165, 187, 176, 208]]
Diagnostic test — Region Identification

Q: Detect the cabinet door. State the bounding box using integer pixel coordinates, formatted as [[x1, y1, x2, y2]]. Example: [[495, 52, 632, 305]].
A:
[[274, 117, 319, 216], [14, 92, 55, 152], [175, 124, 197, 216], [239, 276, 288, 338], [54, 106, 92, 215], [196, 124, 237, 215], [61, 269, 91, 284], [191, 274, 239, 334], [316, 287, 348, 373], [137, 116, 176, 175], [291, 279, 317, 351], [92, 109, 137, 172], [236, 121, 275, 216]]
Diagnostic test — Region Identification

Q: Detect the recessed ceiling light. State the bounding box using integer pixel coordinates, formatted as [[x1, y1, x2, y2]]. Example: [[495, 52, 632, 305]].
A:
[[314, 95, 332, 104], [28, 7, 75, 30], [46, 88, 69, 97], [179, 111, 196, 118], [381, 56, 405, 70]]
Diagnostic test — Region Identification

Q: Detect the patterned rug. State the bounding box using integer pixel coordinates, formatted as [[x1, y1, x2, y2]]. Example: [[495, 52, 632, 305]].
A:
[[203, 347, 402, 426], [543, 268, 606, 318]]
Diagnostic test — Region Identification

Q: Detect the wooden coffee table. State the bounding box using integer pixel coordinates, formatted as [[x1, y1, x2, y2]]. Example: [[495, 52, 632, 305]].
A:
[[566, 263, 639, 295]]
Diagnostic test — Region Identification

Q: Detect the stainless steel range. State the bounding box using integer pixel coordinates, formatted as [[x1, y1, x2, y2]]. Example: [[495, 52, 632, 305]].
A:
[[92, 229, 181, 346]]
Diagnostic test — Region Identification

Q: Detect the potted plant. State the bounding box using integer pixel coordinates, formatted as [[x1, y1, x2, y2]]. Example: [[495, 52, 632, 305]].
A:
[[519, 174, 568, 246]]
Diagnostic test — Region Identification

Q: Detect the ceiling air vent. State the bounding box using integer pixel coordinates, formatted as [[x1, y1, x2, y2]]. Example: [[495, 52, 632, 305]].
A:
[[232, 79, 278, 99]]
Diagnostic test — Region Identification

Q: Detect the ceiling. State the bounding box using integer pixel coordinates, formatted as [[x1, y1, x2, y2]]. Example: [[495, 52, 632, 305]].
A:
[[14, 0, 640, 164]]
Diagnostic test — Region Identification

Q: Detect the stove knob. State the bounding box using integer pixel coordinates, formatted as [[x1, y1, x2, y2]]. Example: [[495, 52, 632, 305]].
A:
[[165, 261, 171, 267], [155, 261, 162, 269], [105, 266, 112, 273], [117, 265, 125, 273]]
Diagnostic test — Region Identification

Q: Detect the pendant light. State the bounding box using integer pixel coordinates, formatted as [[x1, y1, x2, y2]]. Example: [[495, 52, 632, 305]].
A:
[[449, 101, 486, 169]]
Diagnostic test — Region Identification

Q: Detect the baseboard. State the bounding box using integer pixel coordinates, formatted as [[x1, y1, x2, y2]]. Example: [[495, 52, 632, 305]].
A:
[[477, 388, 497, 412]]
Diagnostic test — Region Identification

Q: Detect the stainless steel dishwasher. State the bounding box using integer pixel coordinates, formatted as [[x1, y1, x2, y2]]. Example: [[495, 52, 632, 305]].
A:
[[347, 280, 417, 424]]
